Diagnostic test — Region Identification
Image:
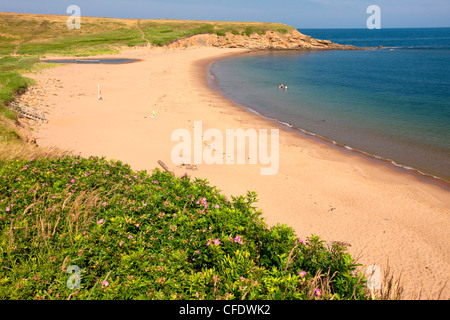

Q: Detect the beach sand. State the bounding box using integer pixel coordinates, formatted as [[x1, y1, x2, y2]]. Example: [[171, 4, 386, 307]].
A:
[[26, 46, 449, 299]]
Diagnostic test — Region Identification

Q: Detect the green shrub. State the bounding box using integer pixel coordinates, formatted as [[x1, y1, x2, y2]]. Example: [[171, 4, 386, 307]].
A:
[[0, 156, 368, 300]]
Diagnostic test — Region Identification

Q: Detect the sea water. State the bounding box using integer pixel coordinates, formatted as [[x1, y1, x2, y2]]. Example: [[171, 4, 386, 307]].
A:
[[209, 28, 450, 181]]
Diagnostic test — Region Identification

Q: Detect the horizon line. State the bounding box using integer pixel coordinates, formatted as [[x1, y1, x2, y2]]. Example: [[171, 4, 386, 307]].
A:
[[2, 11, 449, 30]]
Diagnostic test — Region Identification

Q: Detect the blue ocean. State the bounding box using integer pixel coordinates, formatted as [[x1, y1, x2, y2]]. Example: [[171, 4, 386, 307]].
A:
[[209, 28, 450, 181]]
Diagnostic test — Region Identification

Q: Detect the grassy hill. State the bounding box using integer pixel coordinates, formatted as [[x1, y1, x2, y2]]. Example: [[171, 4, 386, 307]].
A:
[[0, 12, 295, 56]]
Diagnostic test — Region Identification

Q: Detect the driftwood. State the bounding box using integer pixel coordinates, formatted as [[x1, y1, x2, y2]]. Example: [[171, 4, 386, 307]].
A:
[[158, 160, 174, 175]]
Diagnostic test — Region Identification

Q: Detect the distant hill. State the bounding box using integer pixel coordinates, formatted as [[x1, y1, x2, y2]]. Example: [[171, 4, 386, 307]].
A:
[[0, 12, 355, 57]]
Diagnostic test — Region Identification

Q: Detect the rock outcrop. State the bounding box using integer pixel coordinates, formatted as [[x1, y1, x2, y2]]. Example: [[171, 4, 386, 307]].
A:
[[167, 29, 357, 50]]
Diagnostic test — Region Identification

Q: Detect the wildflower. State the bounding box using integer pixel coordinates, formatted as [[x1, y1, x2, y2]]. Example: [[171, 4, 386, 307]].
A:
[[213, 239, 220, 245], [119, 241, 124, 247], [233, 236, 243, 244], [106, 171, 109, 175], [128, 235, 133, 239], [135, 223, 140, 228], [214, 205, 220, 209], [315, 289, 322, 297], [239, 277, 244, 281], [102, 280, 109, 287], [103, 202, 107, 207], [52, 196, 56, 199], [298, 271, 306, 278], [30, 157, 34, 161], [206, 241, 211, 246], [296, 238, 304, 244], [97, 219, 104, 224], [6, 207, 10, 212], [17, 178, 21, 181]]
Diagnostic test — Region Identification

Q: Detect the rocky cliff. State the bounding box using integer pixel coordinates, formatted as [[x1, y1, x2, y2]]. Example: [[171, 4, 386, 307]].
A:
[[167, 29, 357, 50]]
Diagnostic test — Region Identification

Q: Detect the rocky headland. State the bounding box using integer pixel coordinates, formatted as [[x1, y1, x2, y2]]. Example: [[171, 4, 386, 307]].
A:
[[167, 29, 358, 50]]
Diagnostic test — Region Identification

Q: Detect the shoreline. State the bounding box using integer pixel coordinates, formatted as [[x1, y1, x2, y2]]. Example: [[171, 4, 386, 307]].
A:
[[203, 53, 450, 189], [24, 46, 450, 299]]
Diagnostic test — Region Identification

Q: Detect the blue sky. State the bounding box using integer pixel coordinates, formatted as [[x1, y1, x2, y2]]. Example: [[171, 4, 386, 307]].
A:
[[2, 0, 449, 28]]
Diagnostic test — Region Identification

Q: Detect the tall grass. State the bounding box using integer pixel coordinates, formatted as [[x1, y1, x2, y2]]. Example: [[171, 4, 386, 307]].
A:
[[0, 56, 42, 143]]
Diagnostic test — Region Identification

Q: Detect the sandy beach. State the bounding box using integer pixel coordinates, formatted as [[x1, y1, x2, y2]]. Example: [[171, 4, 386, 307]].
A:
[[23, 46, 449, 299]]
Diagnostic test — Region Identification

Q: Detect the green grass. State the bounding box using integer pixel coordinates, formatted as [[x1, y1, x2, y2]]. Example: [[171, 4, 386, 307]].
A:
[[0, 56, 40, 143], [0, 56, 39, 123], [0, 156, 370, 300], [17, 29, 146, 56], [1, 13, 296, 54]]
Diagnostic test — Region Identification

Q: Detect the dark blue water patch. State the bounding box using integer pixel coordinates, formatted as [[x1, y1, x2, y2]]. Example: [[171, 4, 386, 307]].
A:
[[42, 58, 140, 64], [300, 28, 450, 49]]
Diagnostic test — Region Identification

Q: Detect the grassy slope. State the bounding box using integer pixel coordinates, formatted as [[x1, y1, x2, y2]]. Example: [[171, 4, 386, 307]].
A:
[[0, 156, 369, 300], [0, 12, 295, 56]]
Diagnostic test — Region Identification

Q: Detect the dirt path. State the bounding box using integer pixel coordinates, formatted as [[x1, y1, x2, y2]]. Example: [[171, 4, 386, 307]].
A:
[[12, 20, 50, 56], [137, 20, 151, 47]]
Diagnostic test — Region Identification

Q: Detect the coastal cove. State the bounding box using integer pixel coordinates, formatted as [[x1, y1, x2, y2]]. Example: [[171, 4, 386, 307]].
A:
[[206, 52, 450, 190], [22, 46, 450, 300], [207, 28, 450, 184]]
